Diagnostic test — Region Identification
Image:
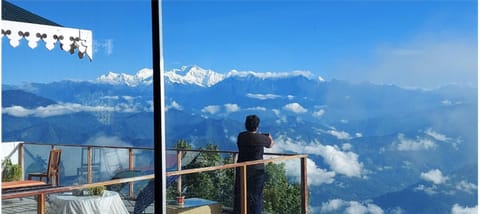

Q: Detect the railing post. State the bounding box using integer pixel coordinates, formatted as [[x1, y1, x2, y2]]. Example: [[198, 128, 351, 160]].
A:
[[19, 143, 25, 181], [87, 146, 92, 183], [301, 157, 308, 214], [233, 153, 238, 164], [232, 152, 238, 178], [177, 150, 183, 194], [37, 193, 46, 214], [240, 165, 247, 214], [129, 148, 135, 199]]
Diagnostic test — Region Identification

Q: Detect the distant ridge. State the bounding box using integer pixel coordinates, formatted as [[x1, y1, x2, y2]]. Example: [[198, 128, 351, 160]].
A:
[[3, 89, 56, 108]]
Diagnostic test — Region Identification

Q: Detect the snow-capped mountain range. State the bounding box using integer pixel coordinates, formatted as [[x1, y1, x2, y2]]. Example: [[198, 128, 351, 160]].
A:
[[96, 68, 153, 86], [96, 65, 325, 87]]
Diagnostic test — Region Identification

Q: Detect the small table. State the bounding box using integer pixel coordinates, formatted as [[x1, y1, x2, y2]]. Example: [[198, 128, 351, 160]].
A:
[[167, 198, 222, 214], [49, 190, 129, 214]]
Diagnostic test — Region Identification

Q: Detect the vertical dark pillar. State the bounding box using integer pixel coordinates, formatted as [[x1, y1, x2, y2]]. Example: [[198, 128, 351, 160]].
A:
[[151, 0, 164, 213]]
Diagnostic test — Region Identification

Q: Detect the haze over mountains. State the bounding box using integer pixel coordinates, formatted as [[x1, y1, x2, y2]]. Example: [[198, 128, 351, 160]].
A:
[[2, 65, 477, 213]]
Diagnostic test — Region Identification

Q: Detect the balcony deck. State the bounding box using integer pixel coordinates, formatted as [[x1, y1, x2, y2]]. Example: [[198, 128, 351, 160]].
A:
[[2, 196, 154, 214], [2, 197, 235, 214]]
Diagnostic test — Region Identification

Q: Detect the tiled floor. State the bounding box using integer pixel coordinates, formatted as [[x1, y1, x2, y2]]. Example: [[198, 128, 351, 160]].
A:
[[2, 198, 39, 214], [2, 196, 232, 213], [1, 196, 154, 214]]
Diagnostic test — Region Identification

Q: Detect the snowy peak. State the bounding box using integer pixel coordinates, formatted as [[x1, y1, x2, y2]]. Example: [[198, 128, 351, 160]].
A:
[[165, 65, 225, 87], [96, 68, 153, 86], [165, 65, 325, 87]]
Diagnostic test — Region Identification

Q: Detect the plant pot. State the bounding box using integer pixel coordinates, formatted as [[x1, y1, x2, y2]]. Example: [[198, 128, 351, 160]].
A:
[[176, 196, 185, 205]]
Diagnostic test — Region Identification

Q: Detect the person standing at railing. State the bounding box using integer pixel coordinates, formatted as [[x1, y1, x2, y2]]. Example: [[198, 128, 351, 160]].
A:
[[233, 114, 275, 214]]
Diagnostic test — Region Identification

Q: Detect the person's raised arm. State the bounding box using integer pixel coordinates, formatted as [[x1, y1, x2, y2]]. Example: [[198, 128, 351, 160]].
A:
[[266, 134, 275, 148]]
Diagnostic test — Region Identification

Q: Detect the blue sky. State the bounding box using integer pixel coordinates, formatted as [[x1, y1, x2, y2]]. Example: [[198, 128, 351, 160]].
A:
[[2, 0, 477, 89]]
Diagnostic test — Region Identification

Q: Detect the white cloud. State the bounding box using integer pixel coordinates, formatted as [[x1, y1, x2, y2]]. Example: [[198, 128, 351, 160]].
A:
[[224, 103, 240, 113], [355, 133, 363, 138], [425, 128, 449, 141], [272, 135, 364, 178], [328, 129, 351, 140], [94, 39, 114, 55], [282, 158, 335, 186], [271, 109, 287, 124], [363, 35, 477, 89], [313, 109, 325, 117], [245, 106, 267, 111], [401, 161, 413, 169], [342, 143, 352, 151], [451, 204, 478, 214], [386, 207, 404, 214], [3, 104, 114, 118], [455, 180, 477, 194], [3, 106, 33, 117], [320, 199, 344, 212], [201, 105, 221, 114], [395, 133, 436, 151], [420, 169, 448, 185], [319, 144, 363, 177], [440, 100, 463, 106], [414, 184, 438, 195], [145, 100, 154, 112], [114, 102, 141, 113], [227, 69, 314, 79], [320, 199, 384, 214], [166, 101, 183, 111], [101, 95, 119, 100], [283, 103, 308, 113], [442, 99, 453, 106], [122, 96, 135, 102], [246, 93, 281, 100], [272, 109, 281, 116]]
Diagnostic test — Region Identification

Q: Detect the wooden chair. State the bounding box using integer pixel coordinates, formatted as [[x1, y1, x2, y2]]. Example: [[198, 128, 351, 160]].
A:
[[28, 149, 62, 186]]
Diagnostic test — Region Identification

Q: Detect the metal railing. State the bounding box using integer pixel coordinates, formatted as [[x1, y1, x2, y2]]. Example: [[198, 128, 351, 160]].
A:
[[1, 142, 308, 214], [167, 149, 309, 214]]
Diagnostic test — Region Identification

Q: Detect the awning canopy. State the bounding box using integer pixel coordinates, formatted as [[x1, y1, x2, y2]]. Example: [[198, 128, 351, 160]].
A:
[[1, 0, 93, 60]]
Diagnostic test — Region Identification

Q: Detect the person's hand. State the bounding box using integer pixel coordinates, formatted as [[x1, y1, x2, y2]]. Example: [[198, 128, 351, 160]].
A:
[[267, 134, 274, 148]]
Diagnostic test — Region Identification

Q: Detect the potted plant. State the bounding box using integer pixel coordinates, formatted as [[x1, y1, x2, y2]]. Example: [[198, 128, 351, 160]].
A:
[[88, 185, 106, 196], [176, 187, 187, 205], [2, 158, 21, 182], [176, 194, 185, 205]]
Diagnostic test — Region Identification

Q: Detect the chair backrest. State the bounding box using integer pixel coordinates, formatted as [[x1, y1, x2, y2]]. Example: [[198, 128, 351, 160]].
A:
[[47, 149, 61, 177]]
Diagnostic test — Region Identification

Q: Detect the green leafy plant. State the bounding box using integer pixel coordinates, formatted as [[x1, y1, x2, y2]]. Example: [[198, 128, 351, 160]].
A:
[[2, 158, 22, 182], [88, 185, 105, 196]]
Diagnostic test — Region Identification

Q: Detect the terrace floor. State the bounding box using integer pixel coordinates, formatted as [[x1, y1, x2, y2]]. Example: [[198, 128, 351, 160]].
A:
[[1, 196, 155, 214], [2, 196, 233, 214]]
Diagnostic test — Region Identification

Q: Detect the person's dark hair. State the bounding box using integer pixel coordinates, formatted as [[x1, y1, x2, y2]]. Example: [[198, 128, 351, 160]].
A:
[[245, 115, 260, 132]]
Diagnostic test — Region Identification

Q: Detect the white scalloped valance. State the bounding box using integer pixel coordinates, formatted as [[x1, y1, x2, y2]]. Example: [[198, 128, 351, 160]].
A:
[[1, 20, 93, 61]]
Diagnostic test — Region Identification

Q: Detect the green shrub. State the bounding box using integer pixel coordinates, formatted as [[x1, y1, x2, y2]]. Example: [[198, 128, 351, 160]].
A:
[[2, 159, 22, 182]]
